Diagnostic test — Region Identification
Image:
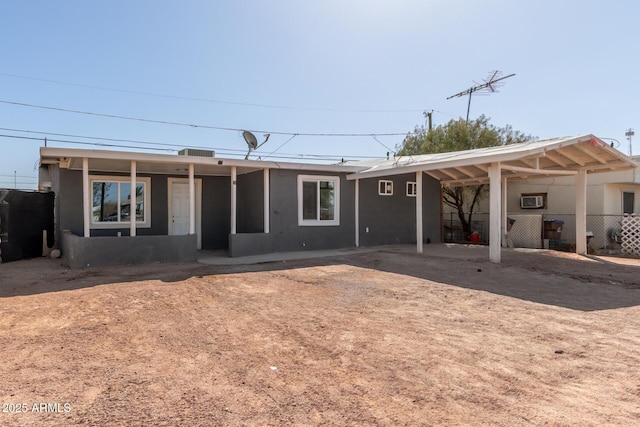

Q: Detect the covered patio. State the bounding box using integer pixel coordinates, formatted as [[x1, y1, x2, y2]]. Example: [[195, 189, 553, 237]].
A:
[[347, 135, 637, 262]]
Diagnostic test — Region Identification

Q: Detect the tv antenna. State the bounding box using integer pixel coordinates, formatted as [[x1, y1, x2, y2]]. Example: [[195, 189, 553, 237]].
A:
[[625, 128, 634, 156], [447, 70, 515, 121], [242, 130, 270, 159]]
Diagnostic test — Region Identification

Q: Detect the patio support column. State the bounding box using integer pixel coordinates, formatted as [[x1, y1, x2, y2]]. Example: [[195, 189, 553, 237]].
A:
[[82, 157, 90, 238], [501, 176, 508, 247], [355, 179, 359, 247], [575, 169, 587, 255], [230, 166, 237, 234], [416, 171, 423, 254], [130, 161, 137, 237], [263, 168, 270, 233], [488, 162, 502, 263], [189, 163, 195, 235]]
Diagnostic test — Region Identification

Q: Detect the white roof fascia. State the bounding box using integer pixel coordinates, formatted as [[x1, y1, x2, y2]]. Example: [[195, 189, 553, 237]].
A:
[[39, 147, 366, 173]]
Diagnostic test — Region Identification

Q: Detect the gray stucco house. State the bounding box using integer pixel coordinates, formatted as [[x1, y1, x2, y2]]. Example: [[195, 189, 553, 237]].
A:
[[39, 135, 635, 267], [38, 147, 441, 267]]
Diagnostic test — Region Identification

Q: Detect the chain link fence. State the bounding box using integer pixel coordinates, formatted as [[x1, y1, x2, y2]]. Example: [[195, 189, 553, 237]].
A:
[[443, 212, 628, 256]]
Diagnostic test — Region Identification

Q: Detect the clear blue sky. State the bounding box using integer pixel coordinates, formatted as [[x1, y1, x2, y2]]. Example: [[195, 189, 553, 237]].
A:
[[1, 1, 638, 189]]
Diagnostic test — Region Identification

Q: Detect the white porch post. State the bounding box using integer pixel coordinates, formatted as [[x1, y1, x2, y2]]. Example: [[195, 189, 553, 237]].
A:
[[231, 166, 237, 235], [82, 157, 90, 237], [189, 163, 195, 235], [355, 179, 360, 247], [130, 160, 137, 237], [488, 162, 502, 263], [416, 171, 423, 254], [263, 168, 270, 233], [575, 169, 587, 255], [501, 176, 508, 247]]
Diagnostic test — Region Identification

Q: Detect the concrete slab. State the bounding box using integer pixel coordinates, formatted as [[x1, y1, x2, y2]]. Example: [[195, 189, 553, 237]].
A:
[[197, 243, 491, 266]]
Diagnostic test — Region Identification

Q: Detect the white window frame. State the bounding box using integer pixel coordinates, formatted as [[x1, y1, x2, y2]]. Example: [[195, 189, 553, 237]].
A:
[[297, 175, 340, 226], [90, 175, 151, 229], [406, 181, 417, 197], [378, 180, 393, 196]]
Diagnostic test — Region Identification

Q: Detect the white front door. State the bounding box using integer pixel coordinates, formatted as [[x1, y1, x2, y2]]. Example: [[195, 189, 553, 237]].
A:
[[168, 178, 202, 249], [171, 182, 190, 235]]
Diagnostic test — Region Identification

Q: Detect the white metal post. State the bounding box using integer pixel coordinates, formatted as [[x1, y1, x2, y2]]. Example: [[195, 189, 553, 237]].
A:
[[130, 160, 137, 237], [575, 169, 587, 255], [489, 163, 502, 263], [82, 157, 90, 237], [263, 168, 270, 233], [189, 163, 195, 235], [416, 171, 423, 254], [231, 166, 237, 235], [501, 176, 507, 247], [355, 179, 359, 247]]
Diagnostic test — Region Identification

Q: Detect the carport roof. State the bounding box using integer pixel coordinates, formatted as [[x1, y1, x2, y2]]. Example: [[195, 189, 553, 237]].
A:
[[346, 135, 637, 185]]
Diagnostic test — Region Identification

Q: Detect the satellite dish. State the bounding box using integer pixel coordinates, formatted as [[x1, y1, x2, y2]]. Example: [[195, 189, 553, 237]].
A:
[[243, 130, 258, 149], [242, 130, 270, 159]]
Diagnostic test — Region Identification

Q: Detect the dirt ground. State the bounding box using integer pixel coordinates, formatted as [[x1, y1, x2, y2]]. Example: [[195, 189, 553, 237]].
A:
[[1, 245, 640, 426]]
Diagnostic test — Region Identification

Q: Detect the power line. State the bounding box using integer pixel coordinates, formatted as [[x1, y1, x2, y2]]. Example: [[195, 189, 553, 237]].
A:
[[0, 72, 425, 114], [0, 126, 384, 159], [0, 99, 410, 137], [0, 132, 382, 162], [0, 174, 36, 179]]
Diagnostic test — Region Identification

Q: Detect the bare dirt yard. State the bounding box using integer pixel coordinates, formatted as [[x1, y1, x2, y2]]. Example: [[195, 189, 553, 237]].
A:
[[1, 245, 640, 426]]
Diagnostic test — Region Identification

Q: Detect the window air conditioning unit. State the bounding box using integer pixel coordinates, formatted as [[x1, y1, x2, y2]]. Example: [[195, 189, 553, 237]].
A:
[[520, 195, 544, 209]]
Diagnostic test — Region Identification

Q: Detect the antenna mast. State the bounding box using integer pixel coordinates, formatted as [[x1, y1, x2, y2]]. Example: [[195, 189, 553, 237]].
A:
[[447, 70, 515, 121], [625, 128, 635, 156]]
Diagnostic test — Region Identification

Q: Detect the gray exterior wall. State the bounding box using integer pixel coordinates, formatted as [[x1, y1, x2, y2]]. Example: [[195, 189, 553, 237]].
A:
[[358, 173, 441, 247], [230, 170, 442, 256], [237, 170, 264, 233], [230, 169, 357, 256], [201, 175, 231, 249], [62, 231, 197, 268]]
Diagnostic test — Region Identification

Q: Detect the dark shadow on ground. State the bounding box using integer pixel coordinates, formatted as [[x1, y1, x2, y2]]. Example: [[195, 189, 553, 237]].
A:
[[1, 246, 640, 311]]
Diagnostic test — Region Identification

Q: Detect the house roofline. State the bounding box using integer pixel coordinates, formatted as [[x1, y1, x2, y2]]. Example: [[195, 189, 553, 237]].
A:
[[40, 147, 367, 173]]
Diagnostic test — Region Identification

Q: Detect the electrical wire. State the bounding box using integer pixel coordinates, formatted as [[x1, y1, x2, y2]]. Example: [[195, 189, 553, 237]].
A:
[[262, 134, 298, 159], [0, 72, 426, 113], [372, 135, 394, 152], [0, 132, 382, 162], [0, 100, 409, 137], [0, 127, 384, 159]]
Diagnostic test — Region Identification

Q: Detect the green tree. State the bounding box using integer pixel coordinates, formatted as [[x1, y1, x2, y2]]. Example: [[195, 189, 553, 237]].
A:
[[397, 115, 534, 239]]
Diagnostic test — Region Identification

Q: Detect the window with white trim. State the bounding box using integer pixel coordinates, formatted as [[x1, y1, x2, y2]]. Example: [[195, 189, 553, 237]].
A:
[[378, 180, 393, 196], [298, 175, 340, 226], [90, 176, 151, 228], [406, 181, 417, 197]]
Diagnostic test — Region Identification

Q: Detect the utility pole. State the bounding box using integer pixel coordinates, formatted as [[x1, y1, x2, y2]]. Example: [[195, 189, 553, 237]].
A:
[[423, 110, 433, 131], [625, 128, 634, 156]]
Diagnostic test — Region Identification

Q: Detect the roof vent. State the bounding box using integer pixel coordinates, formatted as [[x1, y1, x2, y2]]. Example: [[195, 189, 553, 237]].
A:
[[178, 148, 215, 158]]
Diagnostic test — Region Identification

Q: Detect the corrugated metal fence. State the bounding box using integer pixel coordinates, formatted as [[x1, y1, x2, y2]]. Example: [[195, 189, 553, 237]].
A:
[[0, 189, 55, 263]]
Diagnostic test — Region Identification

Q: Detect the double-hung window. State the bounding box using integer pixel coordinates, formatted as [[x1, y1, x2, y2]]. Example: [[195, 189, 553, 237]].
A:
[[298, 175, 340, 226], [90, 176, 151, 228]]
